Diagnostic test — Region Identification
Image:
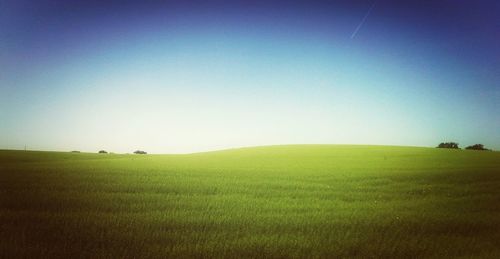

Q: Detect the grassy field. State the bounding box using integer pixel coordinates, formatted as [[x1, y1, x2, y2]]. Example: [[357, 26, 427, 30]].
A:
[[1, 145, 500, 258]]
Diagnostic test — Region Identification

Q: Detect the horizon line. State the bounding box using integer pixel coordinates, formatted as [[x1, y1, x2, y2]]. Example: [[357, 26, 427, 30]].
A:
[[1, 143, 497, 155]]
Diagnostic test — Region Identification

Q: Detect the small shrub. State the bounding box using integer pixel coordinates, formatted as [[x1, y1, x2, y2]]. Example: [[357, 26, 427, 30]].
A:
[[98, 150, 108, 154], [134, 150, 147, 155], [465, 144, 490, 151], [437, 142, 460, 149]]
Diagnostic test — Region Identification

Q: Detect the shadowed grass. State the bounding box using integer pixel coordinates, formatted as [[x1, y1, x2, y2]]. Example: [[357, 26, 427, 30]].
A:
[[1, 145, 500, 258]]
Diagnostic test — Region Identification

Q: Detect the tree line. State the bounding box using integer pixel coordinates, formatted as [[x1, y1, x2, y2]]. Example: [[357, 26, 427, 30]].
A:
[[97, 150, 147, 154], [437, 142, 491, 151]]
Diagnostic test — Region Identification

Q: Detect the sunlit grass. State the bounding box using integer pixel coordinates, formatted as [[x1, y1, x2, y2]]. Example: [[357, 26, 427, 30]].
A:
[[1, 145, 499, 258]]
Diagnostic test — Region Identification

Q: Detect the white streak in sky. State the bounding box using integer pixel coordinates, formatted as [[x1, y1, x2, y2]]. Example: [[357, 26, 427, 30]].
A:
[[350, 1, 376, 39]]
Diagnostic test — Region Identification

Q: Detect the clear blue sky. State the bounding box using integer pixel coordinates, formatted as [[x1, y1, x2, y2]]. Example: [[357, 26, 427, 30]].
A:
[[1, 0, 499, 153]]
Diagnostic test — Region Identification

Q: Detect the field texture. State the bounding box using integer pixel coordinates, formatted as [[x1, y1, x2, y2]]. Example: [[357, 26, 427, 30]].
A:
[[1, 145, 500, 258]]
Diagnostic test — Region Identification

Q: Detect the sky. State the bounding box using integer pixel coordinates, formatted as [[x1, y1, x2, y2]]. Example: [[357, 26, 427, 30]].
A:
[[1, 0, 499, 153]]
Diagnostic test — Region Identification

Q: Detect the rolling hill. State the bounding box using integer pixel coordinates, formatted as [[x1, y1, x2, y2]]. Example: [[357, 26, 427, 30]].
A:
[[1, 145, 499, 258]]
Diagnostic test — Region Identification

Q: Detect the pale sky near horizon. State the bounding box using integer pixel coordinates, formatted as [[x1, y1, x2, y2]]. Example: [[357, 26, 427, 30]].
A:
[[1, 0, 499, 153]]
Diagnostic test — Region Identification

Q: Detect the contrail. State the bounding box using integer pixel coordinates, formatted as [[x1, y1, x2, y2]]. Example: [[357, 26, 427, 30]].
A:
[[350, 1, 376, 39]]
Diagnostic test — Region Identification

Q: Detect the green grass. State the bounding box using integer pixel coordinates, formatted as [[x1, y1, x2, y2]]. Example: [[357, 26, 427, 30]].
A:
[[1, 145, 500, 258]]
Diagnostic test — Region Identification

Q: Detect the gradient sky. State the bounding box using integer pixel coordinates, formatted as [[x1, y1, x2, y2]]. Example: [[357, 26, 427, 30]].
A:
[[1, 0, 499, 153]]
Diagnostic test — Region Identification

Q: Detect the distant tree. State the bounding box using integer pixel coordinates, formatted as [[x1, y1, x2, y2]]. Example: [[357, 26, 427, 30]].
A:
[[134, 150, 147, 154], [98, 150, 108, 154], [465, 144, 490, 151], [71, 151, 80, 153], [437, 142, 460, 149]]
